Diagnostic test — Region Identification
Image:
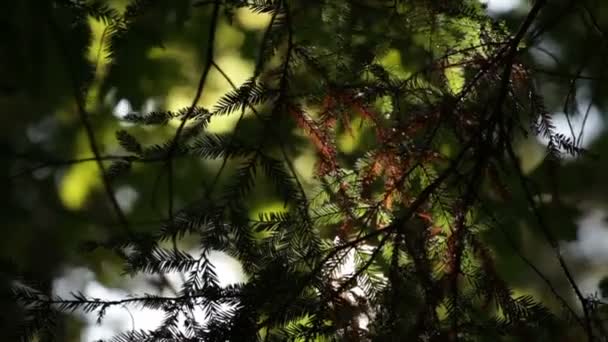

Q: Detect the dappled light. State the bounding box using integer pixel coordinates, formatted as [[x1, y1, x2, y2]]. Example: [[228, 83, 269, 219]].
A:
[[5, 0, 608, 341]]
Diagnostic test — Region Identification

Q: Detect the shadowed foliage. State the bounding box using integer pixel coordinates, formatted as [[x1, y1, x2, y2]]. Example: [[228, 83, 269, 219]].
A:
[[5, 0, 608, 341]]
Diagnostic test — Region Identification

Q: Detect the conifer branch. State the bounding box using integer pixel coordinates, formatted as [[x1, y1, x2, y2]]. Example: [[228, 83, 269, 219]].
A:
[[15, 1, 607, 340]]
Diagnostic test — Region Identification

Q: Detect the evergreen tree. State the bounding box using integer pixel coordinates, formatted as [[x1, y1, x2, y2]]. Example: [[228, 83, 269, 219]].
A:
[[7, 0, 608, 341]]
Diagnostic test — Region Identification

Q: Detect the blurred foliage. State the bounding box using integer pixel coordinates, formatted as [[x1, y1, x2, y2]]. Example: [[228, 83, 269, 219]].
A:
[[4, 0, 608, 341]]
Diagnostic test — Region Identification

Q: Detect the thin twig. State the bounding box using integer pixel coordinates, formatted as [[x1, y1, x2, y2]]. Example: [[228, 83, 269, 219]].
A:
[[504, 137, 594, 340], [46, 7, 130, 233], [166, 1, 221, 222]]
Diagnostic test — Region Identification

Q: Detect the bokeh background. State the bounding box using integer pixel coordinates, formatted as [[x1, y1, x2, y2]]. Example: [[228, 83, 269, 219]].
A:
[[3, 0, 608, 340]]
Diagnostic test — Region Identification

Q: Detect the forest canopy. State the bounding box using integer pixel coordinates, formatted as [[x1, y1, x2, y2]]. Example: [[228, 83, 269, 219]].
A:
[[5, 0, 608, 341]]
